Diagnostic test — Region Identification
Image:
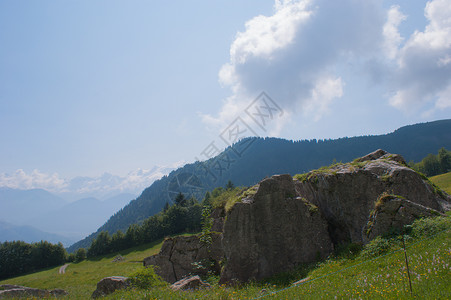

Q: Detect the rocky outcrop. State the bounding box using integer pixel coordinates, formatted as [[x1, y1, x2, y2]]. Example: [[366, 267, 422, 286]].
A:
[[144, 150, 450, 285], [295, 149, 450, 245], [170, 275, 211, 291], [219, 174, 333, 284], [211, 207, 225, 232], [91, 276, 130, 298], [0, 285, 67, 298], [143, 233, 223, 283], [365, 195, 443, 240]]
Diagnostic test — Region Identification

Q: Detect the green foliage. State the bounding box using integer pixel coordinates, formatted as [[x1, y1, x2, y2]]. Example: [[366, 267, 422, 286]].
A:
[[363, 215, 450, 259], [199, 205, 213, 246], [361, 236, 392, 258], [410, 147, 451, 176], [87, 200, 203, 258], [225, 180, 234, 190], [408, 215, 450, 238], [0, 240, 66, 280], [294, 173, 308, 182], [174, 192, 186, 206], [209, 186, 247, 211], [67, 253, 76, 262], [128, 266, 166, 289], [75, 248, 87, 263]]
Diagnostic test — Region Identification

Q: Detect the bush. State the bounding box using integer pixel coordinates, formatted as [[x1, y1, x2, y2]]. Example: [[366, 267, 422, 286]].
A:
[[75, 248, 86, 262], [128, 266, 166, 289], [361, 236, 392, 258], [409, 216, 450, 238]]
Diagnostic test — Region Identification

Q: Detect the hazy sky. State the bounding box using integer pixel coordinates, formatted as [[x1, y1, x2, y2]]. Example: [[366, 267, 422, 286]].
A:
[[1, 0, 450, 191]]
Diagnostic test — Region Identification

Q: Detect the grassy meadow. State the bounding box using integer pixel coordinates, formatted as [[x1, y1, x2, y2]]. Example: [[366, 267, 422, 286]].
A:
[[1, 174, 450, 299], [430, 171, 451, 194], [0, 239, 164, 298]]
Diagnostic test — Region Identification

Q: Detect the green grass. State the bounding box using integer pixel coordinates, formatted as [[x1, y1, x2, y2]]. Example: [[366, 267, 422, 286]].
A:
[[2, 218, 450, 299], [110, 216, 451, 299], [430, 171, 451, 194], [0, 237, 179, 298]]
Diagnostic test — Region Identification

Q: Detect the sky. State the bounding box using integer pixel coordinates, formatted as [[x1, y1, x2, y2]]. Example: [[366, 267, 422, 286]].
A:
[[0, 0, 450, 195]]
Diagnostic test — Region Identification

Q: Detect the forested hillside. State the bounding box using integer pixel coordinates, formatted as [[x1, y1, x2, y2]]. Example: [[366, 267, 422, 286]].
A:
[[68, 119, 451, 252]]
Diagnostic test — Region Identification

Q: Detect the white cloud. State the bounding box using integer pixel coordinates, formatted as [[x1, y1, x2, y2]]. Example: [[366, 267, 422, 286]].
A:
[[204, 0, 451, 136], [0, 163, 183, 199], [0, 169, 67, 191], [387, 0, 451, 111], [301, 76, 344, 121], [203, 0, 385, 133], [383, 5, 407, 60]]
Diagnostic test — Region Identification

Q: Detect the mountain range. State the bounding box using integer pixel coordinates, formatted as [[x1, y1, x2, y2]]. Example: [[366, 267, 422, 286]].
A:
[[0, 188, 135, 245], [68, 119, 451, 252], [0, 220, 73, 246]]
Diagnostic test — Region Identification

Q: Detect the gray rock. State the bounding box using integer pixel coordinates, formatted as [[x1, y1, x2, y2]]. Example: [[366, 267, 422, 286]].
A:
[[0, 286, 68, 298], [91, 276, 129, 298], [365, 195, 443, 240], [50, 289, 69, 297], [295, 152, 450, 245], [170, 275, 210, 291], [211, 207, 225, 232], [143, 233, 223, 283], [219, 174, 333, 284], [143, 150, 451, 286], [112, 255, 124, 262]]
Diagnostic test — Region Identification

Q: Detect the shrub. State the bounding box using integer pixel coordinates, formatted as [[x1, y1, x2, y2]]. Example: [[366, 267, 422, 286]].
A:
[[409, 216, 450, 238], [128, 266, 166, 289], [361, 236, 392, 258]]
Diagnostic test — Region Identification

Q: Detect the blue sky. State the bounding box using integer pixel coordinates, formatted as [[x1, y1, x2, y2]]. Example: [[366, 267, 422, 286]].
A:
[[0, 0, 450, 193]]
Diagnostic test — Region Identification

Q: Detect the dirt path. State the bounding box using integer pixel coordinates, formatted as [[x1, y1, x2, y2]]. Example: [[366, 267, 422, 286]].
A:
[[58, 263, 70, 274]]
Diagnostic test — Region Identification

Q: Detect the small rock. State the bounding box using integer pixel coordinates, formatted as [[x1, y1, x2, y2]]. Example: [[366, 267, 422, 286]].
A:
[[50, 289, 69, 297], [170, 276, 210, 291], [112, 255, 124, 262], [293, 277, 310, 285], [91, 276, 129, 298]]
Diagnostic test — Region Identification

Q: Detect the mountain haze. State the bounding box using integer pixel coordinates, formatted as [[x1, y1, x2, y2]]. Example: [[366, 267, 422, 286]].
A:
[[29, 193, 134, 242], [68, 119, 451, 252], [0, 220, 73, 246], [0, 188, 67, 226]]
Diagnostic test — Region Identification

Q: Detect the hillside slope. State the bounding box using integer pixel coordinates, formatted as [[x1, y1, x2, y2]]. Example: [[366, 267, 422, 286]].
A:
[[68, 119, 451, 252], [430, 172, 451, 194], [2, 217, 449, 299]]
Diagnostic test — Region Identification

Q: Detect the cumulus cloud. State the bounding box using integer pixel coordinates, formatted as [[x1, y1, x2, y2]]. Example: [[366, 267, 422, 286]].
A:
[[0, 163, 183, 198], [203, 0, 385, 131], [204, 0, 451, 135], [383, 5, 407, 60], [388, 0, 451, 112], [0, 169, 67, 191]]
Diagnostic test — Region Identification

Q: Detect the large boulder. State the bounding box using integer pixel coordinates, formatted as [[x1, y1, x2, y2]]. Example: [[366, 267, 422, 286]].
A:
[[219, 174, 333, 284], [0, 285, 68, 298], [295, 149, 450, 245], [365, 195, 444, 240], [143, 232, 224, 283], [91, 276, 130, 298], [144, 150, 451, 286]]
